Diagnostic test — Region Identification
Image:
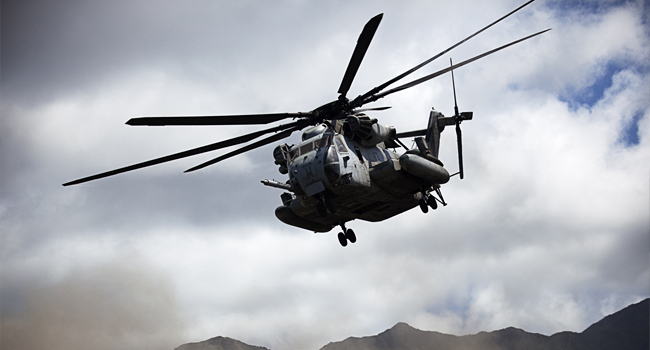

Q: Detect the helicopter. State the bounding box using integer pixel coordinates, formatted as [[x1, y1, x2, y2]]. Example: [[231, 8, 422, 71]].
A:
[[63, 0, 549, 247]]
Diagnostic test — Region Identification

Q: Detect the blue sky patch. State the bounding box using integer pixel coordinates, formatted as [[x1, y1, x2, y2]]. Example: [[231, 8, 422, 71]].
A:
[[560, 60, 627, 110], [546, 0, 639, 19], [560, 59, 648, 111], [619, 110, 643, 147]]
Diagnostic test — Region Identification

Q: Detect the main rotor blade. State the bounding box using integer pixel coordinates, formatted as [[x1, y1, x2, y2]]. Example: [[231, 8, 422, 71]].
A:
[[353, 106, 391, 113], [363, 28, 551, 104], [126, 112, 309, 126], [185, 126, 302, 172], [62, 121, 303, 186], [337, 13, 383, 97], [351, 0, 537, 108]]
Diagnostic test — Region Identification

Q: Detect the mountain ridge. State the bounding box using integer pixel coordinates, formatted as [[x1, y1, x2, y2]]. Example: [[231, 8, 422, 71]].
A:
[[175, 298, 649, 350], [175, 336, 270, 350]]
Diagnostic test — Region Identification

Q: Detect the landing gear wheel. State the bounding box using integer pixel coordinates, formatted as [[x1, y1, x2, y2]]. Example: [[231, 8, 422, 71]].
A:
[[345, 229, 357, 243], [427, 195, 438, 210], [419, 199, 429, 213], [337, 232, 348, 247]]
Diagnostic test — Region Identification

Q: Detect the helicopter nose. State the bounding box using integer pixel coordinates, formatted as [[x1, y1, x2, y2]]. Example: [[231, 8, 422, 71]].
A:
[[324, 146, 341, 184]]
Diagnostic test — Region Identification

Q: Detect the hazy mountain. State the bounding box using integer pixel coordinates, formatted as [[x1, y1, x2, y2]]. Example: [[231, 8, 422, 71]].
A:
[[321, 298, 649, 350], [176, 298, 648, 350], [174, 336, 270, 350]]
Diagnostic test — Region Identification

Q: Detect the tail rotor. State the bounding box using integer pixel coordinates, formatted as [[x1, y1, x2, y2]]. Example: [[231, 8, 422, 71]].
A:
[[450, 58, 473, 180]]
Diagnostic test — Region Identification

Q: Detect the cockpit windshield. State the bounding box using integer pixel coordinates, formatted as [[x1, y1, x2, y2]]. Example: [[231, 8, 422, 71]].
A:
[[289, 132, 334, 159], [334, 135, 348, 153]]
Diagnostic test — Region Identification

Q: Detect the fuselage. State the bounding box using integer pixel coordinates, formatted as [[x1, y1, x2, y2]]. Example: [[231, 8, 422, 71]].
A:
[[272, 115, 450, 233]]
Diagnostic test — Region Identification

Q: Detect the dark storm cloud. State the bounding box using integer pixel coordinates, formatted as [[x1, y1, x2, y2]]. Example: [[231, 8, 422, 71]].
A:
[[1, 0, 376, 107], [2, 1, 256, 104]]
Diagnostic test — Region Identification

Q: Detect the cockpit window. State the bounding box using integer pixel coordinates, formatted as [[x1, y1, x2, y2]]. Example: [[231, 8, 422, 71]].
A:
[[289, 133, 334, 159], [334, 136, 348, 153], [317, 133, 333, 149], [295, 133, 333, 157]]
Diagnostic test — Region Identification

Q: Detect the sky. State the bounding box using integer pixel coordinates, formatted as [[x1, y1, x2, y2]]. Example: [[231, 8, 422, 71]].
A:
[[1, 0, 649, 349]]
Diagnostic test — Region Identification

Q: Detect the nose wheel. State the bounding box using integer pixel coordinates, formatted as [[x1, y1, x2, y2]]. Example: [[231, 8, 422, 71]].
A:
[[337, 222, 356, 247]]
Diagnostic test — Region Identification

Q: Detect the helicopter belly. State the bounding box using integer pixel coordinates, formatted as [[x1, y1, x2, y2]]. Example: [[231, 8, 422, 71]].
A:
[[275, 205, 334, 232], [286, 176, 421, 226], [284, 191, 420, 227]]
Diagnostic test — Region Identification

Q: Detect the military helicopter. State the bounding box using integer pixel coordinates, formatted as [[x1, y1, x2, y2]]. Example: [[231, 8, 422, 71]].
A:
[[64, 0, 549, 246]]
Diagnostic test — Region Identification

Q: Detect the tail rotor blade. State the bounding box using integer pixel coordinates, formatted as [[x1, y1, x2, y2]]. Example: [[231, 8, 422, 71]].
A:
[[456, 122, 464, 180], [451, 58, 459, 118], [450, 58, 465, 179], [338, 13, 383, 98]]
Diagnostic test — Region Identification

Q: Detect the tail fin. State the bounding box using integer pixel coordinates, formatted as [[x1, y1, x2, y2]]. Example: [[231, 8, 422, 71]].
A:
[[425, 108, 445, 158]]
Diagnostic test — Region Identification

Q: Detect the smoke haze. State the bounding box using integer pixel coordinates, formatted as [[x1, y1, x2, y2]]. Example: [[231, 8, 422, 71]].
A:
[[1, 255, 186, 350]]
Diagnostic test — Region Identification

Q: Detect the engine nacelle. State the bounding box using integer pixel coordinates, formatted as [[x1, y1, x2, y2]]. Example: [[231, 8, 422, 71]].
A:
[[346, 115, 396, 148], [399, 153, 450, 184], [302, 124, 328, 140], [273, 144, 290, 174]]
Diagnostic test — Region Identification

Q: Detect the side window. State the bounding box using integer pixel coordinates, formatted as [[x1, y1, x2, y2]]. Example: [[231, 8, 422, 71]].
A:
[[299, 142, 314, 155]]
